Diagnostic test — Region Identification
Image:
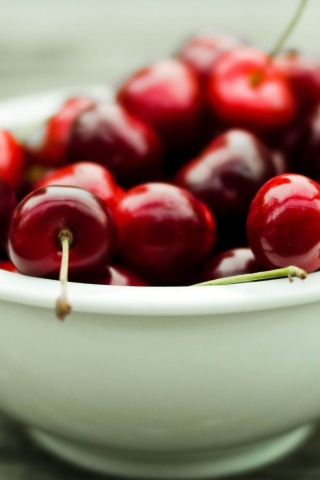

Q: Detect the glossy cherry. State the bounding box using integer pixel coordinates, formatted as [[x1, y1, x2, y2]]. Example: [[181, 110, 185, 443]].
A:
[[207, 48, 296, 136], [24, 96, 96, 167], [34, 161, 124, 214], [0, 260, 18, 273], [0, 130, 25, 191], [174, 129, 276, 217], [176, 30, 244, 86], [0, 178, 16, 248], [275, 49, 320, 116], [68, 102, 163, 187], [8, 185, 117, 279], [197, 247, 263, 283], [117, 59, 203, 151], [115, 183, 216, 285], [247, 173, 320, 273], [84, 265, 150, 286]]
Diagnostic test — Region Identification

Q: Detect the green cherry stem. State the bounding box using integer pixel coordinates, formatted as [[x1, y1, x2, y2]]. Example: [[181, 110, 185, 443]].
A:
[[251, 0, 309, 87], [55, 228, 73, 321], [192, 265, 307, 287], [268, 0, 308, 59]]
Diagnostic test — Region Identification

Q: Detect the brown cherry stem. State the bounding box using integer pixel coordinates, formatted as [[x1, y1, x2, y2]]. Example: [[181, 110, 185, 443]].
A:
[[250, 0, 308, 87], [55, 228, 73, 320], [191, 265, 307, 287]]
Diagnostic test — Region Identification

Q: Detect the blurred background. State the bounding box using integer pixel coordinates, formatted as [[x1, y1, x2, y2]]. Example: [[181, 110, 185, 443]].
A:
[[0, 0, 319, 100]]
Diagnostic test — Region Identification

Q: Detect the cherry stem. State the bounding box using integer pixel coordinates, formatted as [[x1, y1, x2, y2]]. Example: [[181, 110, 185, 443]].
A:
[[191, 265, 307, 287], [268, 0, 308, 60], [55, 228, 73, 320], [250, 0, 308, 87]]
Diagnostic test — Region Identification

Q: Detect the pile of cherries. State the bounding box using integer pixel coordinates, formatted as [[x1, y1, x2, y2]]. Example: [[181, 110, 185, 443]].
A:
[[1, 19, 320, 316]]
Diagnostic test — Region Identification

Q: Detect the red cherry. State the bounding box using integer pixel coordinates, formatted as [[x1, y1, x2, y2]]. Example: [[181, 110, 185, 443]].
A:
[[0, 130, 25, 191], [0, 260, 18, 273], [275, 49, 320, 116], [247, 173, 320, 273], [68, 102, 163, 187], [84, 265, 150, 286], [34, 161, 124, 214], [175, 129, 276, 217], [8, 185, 117, 279], [207, 48, 296, 135], [176, 30, 244, 85], [0, 178, 16, 247], [117, 59, 203, 151], [197, 247, 263, 282], [24, 96, 96, 167], [115, 183, 216, 285]]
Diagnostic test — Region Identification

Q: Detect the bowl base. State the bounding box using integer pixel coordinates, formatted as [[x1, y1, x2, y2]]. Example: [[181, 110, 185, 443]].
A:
[[28, 424, 313, 479]]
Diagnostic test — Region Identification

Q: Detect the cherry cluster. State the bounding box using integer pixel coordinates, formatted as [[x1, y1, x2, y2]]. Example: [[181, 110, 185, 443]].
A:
[[1, 27, 320, 310]]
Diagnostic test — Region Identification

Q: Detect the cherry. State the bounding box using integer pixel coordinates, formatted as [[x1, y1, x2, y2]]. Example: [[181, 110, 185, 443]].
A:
[[117, 59, 203, 151], [115, 183, 216, 285], [0, 260, 18, 273], [0, 130, 25, 191], [84, 265, 150, 286], [247, 173, 320, 273], [68, 102, 163, 188], [207, 47, 296, 136], [24, 96, 96, 168], [0, 178, 16, 248], [176, 30, 245, 86], [8, 186, 117, 318], [174, 129, 277, 217], [281, 106, 320, 178], [275, 49, 320, 116], [197, 247, 263, 283], [34, 161, 124, 214]]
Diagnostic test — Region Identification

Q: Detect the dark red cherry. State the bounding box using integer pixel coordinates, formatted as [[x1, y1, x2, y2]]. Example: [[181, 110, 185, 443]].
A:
[[84, 265, 150, 286], [34, 161, 124, 214], [0, 260, 18, 273], [275, 49, 320, 116], [8, 185, 117, 279], [68, 102, 162, 188], [174, 129, 276, 217], [24, 96, 96, 167], [117, 59, 203, 151], [247, 173, 320, 273], [197, 247, 263, 283], [282, 106, 320, 178], [0, 130, 25, 191], [0, 178, 16, 247], [115, 183, 216, 285], [176, 30, 244, 86], [207, 48, 296, 136]]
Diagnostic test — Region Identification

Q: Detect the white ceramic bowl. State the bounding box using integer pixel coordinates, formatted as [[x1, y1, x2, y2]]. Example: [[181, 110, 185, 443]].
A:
[[1, 90, 320, 479]]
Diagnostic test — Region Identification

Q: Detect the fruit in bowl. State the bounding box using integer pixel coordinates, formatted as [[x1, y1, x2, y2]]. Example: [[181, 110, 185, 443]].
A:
[[1, 1, 320, 478]]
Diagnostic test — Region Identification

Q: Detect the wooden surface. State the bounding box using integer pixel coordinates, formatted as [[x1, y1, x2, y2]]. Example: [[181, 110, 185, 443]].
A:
[[0, 411, 318, 479]]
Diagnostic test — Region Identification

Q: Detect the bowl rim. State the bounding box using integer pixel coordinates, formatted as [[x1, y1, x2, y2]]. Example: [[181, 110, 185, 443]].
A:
[[2, 88, 320, 317], [0, 269, 320, 316]]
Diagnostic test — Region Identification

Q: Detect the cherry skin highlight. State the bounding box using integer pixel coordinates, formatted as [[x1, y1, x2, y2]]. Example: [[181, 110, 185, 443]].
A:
[[24, 96, 96, 167], [117, 59, 203, 151], [197, 247, 263, 283], [115, 183, 216, 285], [68, 102, 163, 188], [0, 130, 25, 191], [8, 185, 117, 279], [34, 161, 124, 215], [207, 48, 296, 136], [176, 30, 244, 86], [174, 129, 277, 217], [247, 173, 320, 273]]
